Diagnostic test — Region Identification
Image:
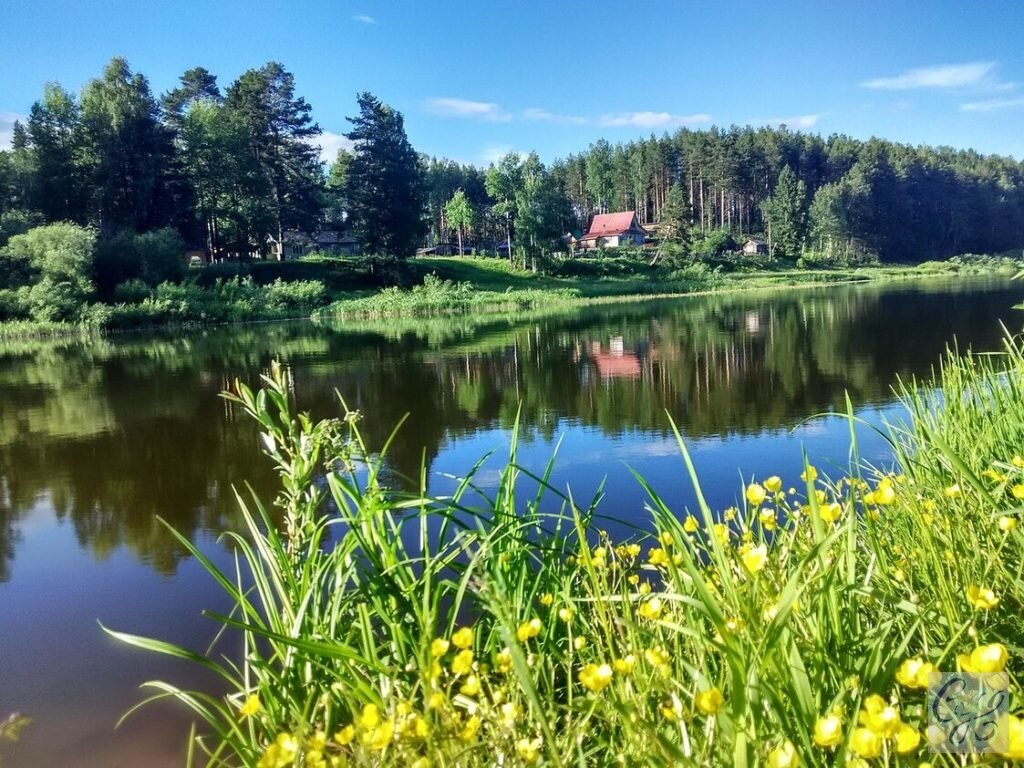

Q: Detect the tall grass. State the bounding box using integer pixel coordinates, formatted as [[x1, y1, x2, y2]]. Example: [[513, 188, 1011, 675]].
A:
[[109, 338, 1024, 766]]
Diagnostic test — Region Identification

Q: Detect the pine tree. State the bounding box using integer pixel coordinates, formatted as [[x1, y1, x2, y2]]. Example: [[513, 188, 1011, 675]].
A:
[[344, 92, 424, 259], [760, 165, 807, 259]]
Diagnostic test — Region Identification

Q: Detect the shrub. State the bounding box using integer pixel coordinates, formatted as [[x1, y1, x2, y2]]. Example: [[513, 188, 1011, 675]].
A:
[[94, 228, 185, 297], [1, 223, 96, 321]]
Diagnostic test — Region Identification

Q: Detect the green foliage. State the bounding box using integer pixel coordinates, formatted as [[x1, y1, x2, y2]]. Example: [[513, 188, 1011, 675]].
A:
[[761, 165, 808, 259], [345, 93, 424, 259], [94, 227, 186, 297], [691, 227, 734, 258], [0, 223, 96, 320], [443, 189, 473, 255]]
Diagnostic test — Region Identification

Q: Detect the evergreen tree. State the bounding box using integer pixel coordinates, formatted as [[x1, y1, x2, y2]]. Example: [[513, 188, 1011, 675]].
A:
[[324, 148, 352, 226], [761, 165, 807, 259], [659, 183, 691, 249], [344, 92, 424, 259], [26, 84, 87, 223]]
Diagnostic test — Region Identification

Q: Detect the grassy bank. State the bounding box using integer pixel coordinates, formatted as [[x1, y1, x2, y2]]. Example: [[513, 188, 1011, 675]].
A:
[[110, 332, 1024, 766], [1, 253, 1021, 339]]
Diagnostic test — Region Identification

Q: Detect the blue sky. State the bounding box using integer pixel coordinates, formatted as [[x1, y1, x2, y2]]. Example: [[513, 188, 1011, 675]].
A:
[[3, 0, 1024, 165]]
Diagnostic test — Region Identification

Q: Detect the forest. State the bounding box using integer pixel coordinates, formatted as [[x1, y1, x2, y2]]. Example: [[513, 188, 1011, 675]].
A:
[[2, 55, 1024, 304]]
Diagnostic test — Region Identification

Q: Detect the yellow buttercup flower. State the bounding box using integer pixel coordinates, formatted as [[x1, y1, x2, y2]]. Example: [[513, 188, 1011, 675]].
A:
[[638, 597, 663, 620], [451, 627, 474, 649], [494, 647, 513, 674], [335, 724, 355, 745], [813, 715, 843, 747], [764, 475, 783, 493], [578, 663, 614, 692], [539, 592, 553, 606], [451, 649, 474, 675], [895, 658, 934, 689], [516, 737, 542, 765], [894, 723, 921, 754], [858, 694, 901, 737], [694, 687, 724, 715], [759, 508, 777, 531], [647, 547, 669, 566], [426, 691, 445, 709], [558, 606, 574, 622], [960, 643, 1008, 673], [1013, 484, 1024, 500], [363, 719, 395, 751], [849, 727, 882, 758], [517, 618, 542, 642], [357, 703, 380, 729], [1004, 715, 1024, 760], [430, 638, 450, 657], [765, 740, 798, 768], [459, 674, 481, 696], [944, 484, 962, 498], [872, 479, 896, 505], [683, 515, 699, 533], [644, 647, 670, 670], [659, 531, 673, 546], [746, 483, 767, 506], [741, 544, 768, 574], [613, 655, 635, 675], [966, 584, 999, 610], [458, 715, 480, 743], [238, 693, 261, 719], [999, 516, 1017, 532], [713, 523, 731, 544], [801, 466, 818, 483]]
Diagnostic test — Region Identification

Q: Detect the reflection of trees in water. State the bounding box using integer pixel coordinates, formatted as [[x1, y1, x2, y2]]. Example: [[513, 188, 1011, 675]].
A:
[[1, 279, 1022, 578]]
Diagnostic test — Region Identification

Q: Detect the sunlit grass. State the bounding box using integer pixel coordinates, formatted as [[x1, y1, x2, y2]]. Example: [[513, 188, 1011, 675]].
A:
[[109, 336, 1024, 766]]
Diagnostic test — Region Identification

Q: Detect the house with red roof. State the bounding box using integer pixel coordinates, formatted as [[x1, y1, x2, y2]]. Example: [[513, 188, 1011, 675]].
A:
[[578, 211, 648, 251]]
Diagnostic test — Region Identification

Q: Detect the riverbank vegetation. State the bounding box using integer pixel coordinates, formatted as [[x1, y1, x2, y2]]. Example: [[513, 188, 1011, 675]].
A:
[[109, 328, 1024, 765]]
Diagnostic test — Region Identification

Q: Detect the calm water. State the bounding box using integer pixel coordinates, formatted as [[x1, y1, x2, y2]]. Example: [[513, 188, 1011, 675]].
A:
[[2, 277, 1023, 766]]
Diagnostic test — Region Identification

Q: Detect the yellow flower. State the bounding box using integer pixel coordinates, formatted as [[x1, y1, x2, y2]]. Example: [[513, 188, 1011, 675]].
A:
[[813, 715, 843, 748], [659, 531, 673, 546], [517, 618, 542, 642], [645, 647, 670, 670], [1005, 715, 1024, 760], [966, 584, 999, 610], [430, 638, 450, 657], [458, 715, 480, 742], [613, 655, 635, 675], [858, 694, 900, 737], [801, 466, 818, 483], [872, 479, 896, 505], [765, 475, 783, 493], [363, 719, 395, 751], [944, 484, 962, 498], [558, 606, 575, 622], [1014, 455, 1024, 469], [647, 547, 670, 566], [895, 658, 934, 689], [1013, 484, 1024, 500], [573, 636, 587, 651], [499, 702, 520, 729], [683, 515, 699, 533], [335, 724, 355, 745], [694, 687, 724, 715], [713, 523, 731, 544], [759, 508, 777, 531], [426, 691, 445, 709], [516, 737, 542, 764], [959, 643, 1008, 673], [765, 740, 799, 768], [451, 649, 474, 675], [741, 544, 768, 574], [849, 727, 882, 758], [660, 697, 684, 721], [459, 674, 481, 696], [638, 597, 663, 620], [746, 483, 767, 506], [451, 627, 474, 649], [982, 468, 1007, 482], [357, 703, 380, 729], [539, 592, 553, 606], [238, 693, 261, 719], [894, 723, 921, 754], [819, 502, 842, 522], [494, 647, 513, 674], [579, 663, 614, 692], [638, 581, 651, 596], [999, 516, 1017, 532]]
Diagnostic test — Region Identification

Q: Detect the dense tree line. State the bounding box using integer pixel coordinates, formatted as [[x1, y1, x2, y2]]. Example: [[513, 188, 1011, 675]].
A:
[[3, 56, 1024, 275]]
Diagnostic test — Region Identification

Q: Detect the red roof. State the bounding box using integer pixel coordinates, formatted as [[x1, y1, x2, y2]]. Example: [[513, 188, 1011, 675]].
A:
[[582, 211, 647, 239]]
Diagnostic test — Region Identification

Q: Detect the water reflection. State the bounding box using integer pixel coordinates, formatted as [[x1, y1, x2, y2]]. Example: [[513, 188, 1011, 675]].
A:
[[0, 277, 1022, 581]]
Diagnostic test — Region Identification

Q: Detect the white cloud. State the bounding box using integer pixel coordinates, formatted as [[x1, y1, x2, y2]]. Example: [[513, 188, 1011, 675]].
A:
[[758, 114, 822, 129], [0, 110, 25, 149], [426, 97, 511, 122], [306, 130, 354, 164], [598, 111, 712, 128], [479, 143, 523, 165], [861, 62, 997, 90], [960, 97, 1024, 113], [522, 107, 588, 126], [352, 14, 375, 24]]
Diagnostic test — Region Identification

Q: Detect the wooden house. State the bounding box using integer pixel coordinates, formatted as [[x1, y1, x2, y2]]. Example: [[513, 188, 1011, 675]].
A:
[[742, 238, 768, 255], [578, 212, 648, 251]]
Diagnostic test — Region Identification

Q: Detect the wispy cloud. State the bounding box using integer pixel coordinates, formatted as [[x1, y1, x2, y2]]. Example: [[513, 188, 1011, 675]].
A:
[[352, 14, 375, 24], [960, 97, 1024, 113], [757, 114, 822, 129], [305, 130, 354, 164], [522, 107, 588, 126], [0, 110, 24, 148], [598, 111, 712, 128], [479, 143, 524, 165], [861, 62, 998, 90], [426, 97, 511, 122]]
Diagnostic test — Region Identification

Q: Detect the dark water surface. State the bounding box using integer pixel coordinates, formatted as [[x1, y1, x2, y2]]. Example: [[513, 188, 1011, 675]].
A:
[[2, 277, 1023, 766]]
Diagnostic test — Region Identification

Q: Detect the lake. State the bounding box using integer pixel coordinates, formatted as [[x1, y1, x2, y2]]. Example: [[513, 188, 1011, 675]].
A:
[[1, 276, 1023, 766]]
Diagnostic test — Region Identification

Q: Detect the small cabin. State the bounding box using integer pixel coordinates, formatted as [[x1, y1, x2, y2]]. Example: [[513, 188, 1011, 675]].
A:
[[742, 238, 768, 255], [578, 212, 648, 251]]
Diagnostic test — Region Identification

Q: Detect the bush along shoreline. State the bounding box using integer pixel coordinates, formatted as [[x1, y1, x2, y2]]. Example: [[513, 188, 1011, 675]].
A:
[[104, 331, 1024, 766]]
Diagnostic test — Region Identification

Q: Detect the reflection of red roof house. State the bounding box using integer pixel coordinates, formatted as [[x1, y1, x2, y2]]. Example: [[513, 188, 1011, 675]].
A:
[[579, 212, 648, 250], [589, 340, 641, 379]]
